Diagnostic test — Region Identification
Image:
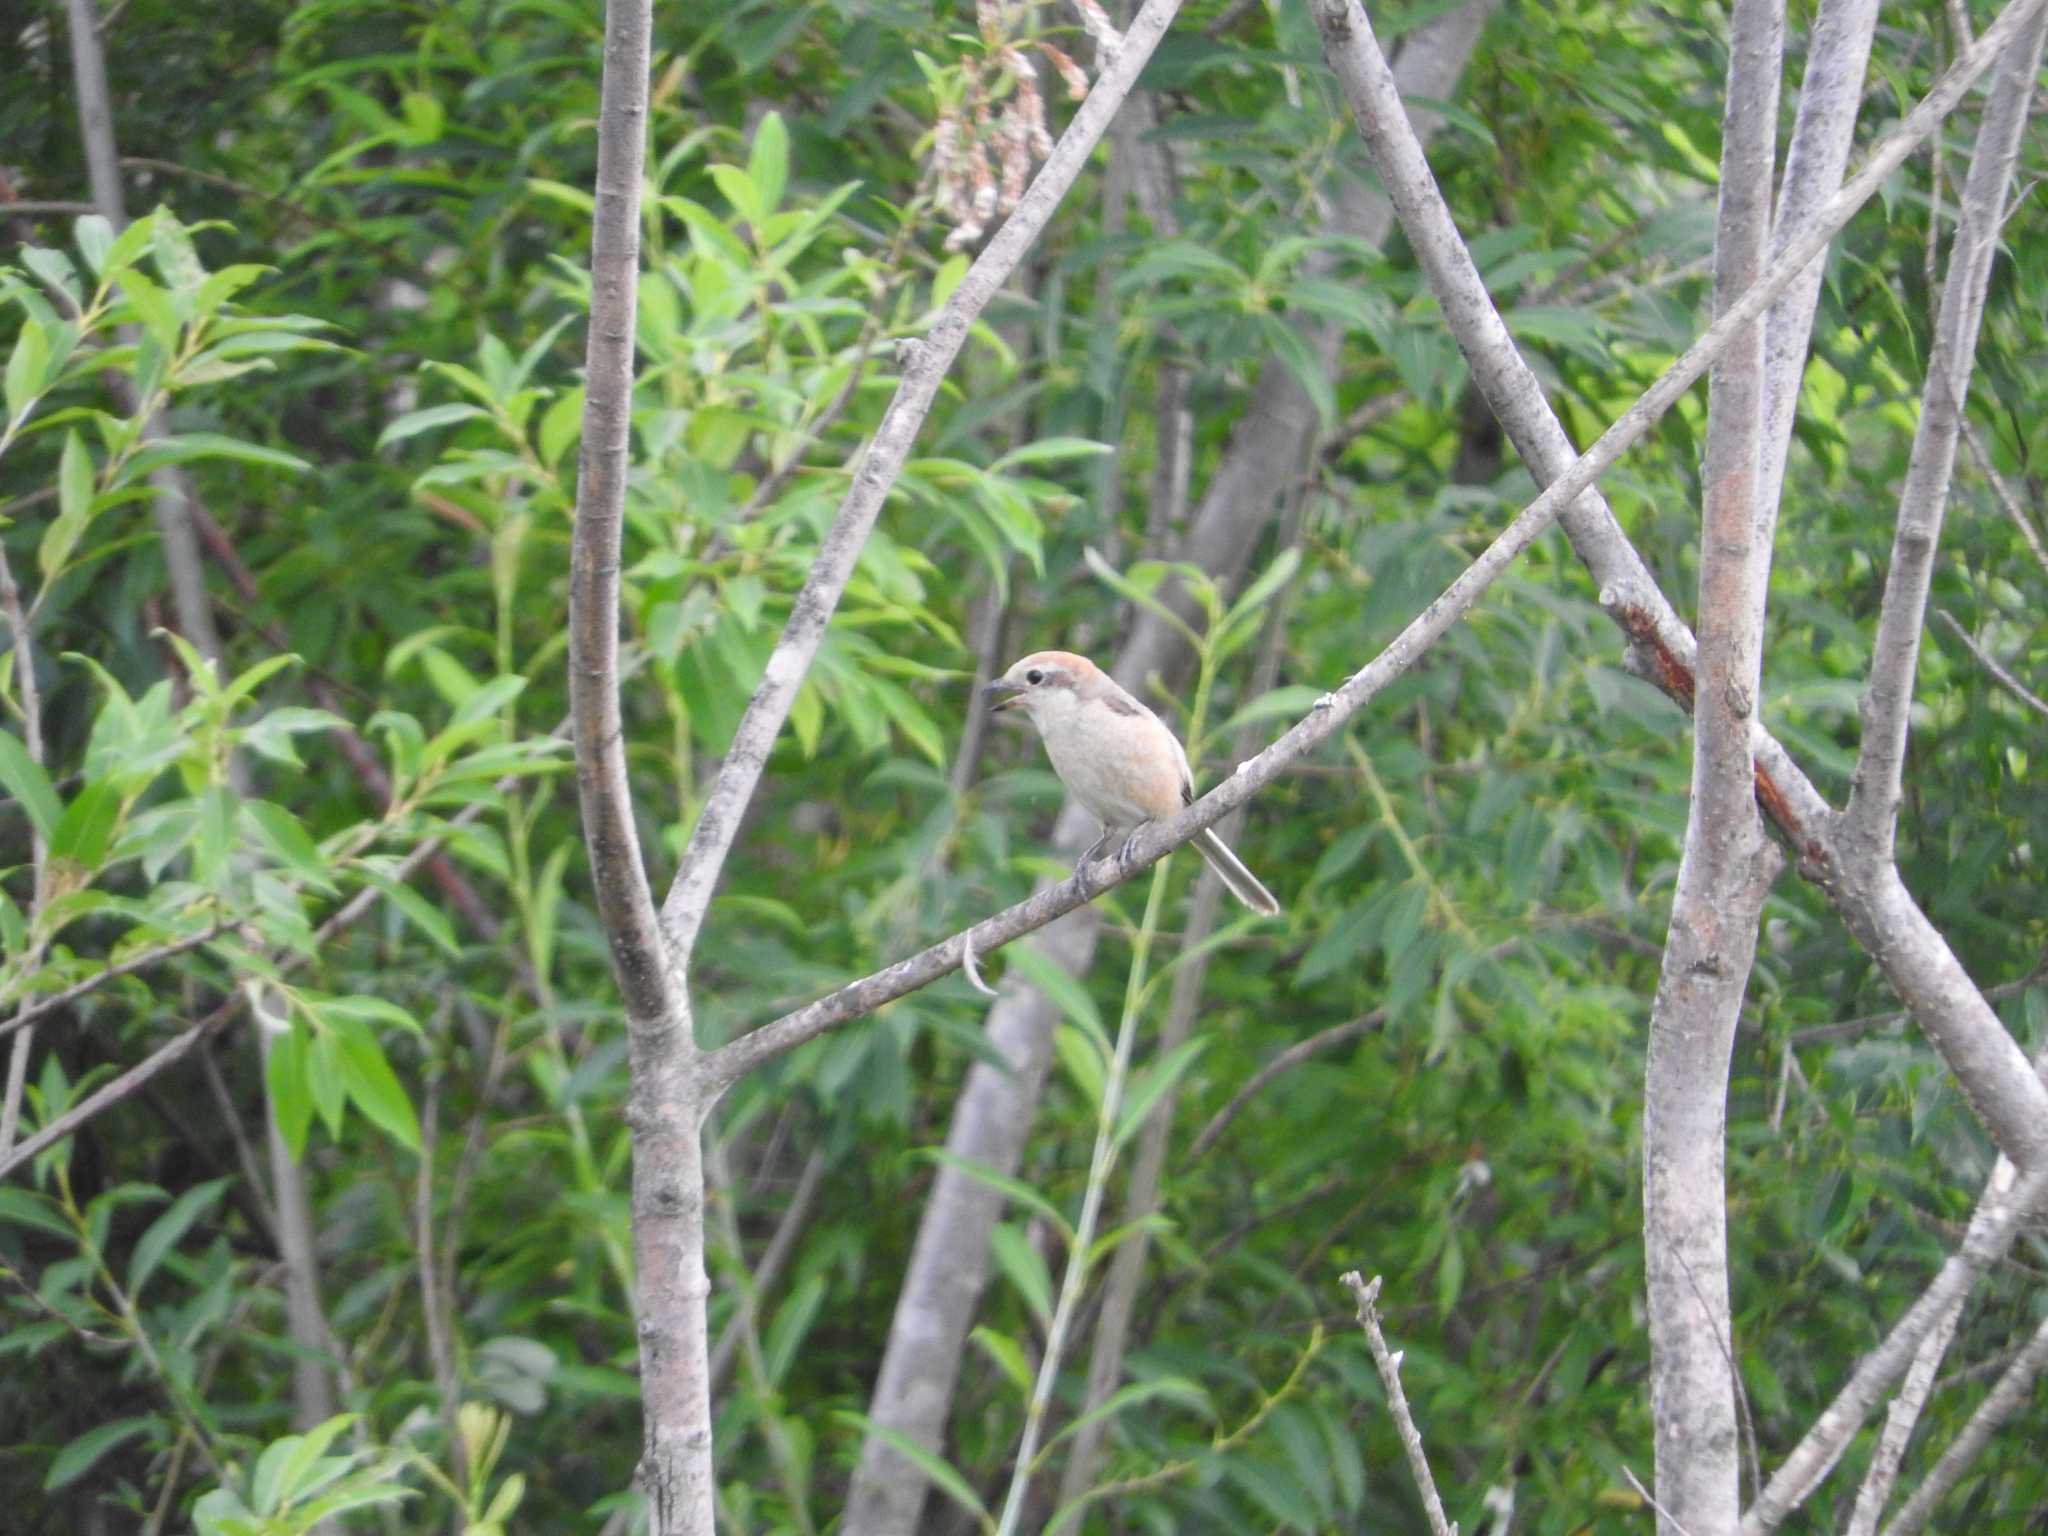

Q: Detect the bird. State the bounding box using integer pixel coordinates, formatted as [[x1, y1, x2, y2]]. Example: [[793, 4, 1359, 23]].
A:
[[981, 650, 1280, 915]]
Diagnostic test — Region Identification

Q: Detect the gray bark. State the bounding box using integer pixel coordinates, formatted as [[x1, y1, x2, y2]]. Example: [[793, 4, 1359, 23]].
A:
[[1642, 2, 1783, 1529]]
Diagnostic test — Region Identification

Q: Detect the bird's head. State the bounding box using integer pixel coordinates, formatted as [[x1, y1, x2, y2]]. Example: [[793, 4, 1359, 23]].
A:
[[982, 650, 1099, 722]]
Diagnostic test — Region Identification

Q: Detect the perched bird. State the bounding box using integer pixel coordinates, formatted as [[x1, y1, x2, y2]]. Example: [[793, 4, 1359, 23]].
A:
[[982, 650, 1280, 915]]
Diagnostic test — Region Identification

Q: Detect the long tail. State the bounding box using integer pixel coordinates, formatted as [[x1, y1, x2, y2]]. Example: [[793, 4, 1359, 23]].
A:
[[1193, 828, 1280, 916]]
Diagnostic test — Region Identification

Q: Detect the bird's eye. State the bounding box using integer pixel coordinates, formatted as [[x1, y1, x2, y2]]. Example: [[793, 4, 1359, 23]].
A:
[[1026, 669, 1044, 685]]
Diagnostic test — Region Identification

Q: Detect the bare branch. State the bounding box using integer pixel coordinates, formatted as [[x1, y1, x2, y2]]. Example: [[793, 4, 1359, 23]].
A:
[[1642, 0, 1784, 1523], [1787, 956, 2048, 1045], [1844, 1251, 1972, 1536], [0, 794, 503, 1182], [708, 1147, 827, 1394], [1341, 1272, 1458, 1536], [1738, 1162, 2048, 1534], [1881, 1305, 2048, 1535], [1191, 1010, 1386, 1157], [1854, 1040, 2048, 1532], [659, 0, 1194, 967], [1935, 609, 2048, 721], [0, 921, 243, 1046], [0, 539, 46, 1161], [569, 0, 685, 1036], [1313, 0, 2048, 1172], [1841, 3, 2048, 860], [1758, 0, 1883, 533], [1959, 419, 2048, 579]]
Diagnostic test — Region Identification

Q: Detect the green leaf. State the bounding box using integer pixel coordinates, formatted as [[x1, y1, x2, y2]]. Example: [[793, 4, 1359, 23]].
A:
[[41, 428, 95, 577], [377, 402, 487, 448], [1052, 1020, 1108, 1107], [989, 1221, 1053, 1325], [528, 839, 572, 977], [708, 163, 764, 228], [988, 436, 1112, 471], [359, 866, 459, 955], [922, 1151, 1073, 1241], [1081, 546, 1200, 649], [332, 1016, 421, 1150], [1005, 942, 1105, 1039], [6, 317, 48, 423], [0, 732, 61, 840], [970, 1325, 1034, 1397], [747, 111, 789, 216], [1221, 546, 1302, 637], [128, 1177, 228, 1296], [242, 800, 338, 892], [126, 431, 311, 476], [447, 673, 527, 732], [258, 1414, 360, 1512], [1114, 1037, 1210, 1147], [538, 385, 584, 466], [45, 1416, 157, 1490], [1229, 1456, 1322, 1533], [102, 210, 157, 275], [311, 993, 424, 1033], [73, 215, 114, 276], [1256, 313, 1336, 428], [50, 778, 123, 869], [192, 784, 235, 888], [20, 246, 79, 306], [265, 1024, 312, 1160], [761, 1270, 828, 1386], [0, 1186, 72, 1239], [832, 1413, 990, 1530], [416, 644, 480, 705], [1043, 1376, 1212, 1458]]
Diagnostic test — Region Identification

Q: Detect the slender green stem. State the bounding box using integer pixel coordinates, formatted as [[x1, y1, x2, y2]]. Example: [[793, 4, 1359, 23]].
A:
[[993, 854, 1174, 1536]]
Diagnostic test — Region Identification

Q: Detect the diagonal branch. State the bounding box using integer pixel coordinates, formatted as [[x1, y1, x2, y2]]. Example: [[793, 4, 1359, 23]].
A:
[[1934, 609, 2048, 721], [1313, 0, 2048, 1172], [1840, 4, 2048, 860], [0, 793, 505, 1182], [1739, 1161, 2048, 1534], [1190, 1008, 1387, 1157], [703, 130, 1935, 1095], [658, 0, 1192, 969], [0, 540, 47, 1162], [1880, 1300, 2048, 1535]]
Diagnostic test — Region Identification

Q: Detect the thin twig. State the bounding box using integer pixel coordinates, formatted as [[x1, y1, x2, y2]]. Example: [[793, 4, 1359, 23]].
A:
[[1840, 0, 2048, 858], [0, 921, 237, 1043], [1787, 957, 2048, 1045], [0, 539, 46, 1161], [1739, 1162, 2048, 1535], [1958, 419, 2048, 578], [1623, 1465, 1698, 1536], [708, 1147, 827, 1393], [1191, 1011, 1386, 1156], [0, 792, 504, 1180], [1341, 1272, 1458, 1536], [1881, 1305, 2048, 1536], [1935, 609, 2048, 720]]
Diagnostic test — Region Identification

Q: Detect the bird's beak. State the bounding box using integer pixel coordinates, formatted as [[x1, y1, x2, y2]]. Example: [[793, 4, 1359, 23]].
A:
[[981, 678, 1024, 712]]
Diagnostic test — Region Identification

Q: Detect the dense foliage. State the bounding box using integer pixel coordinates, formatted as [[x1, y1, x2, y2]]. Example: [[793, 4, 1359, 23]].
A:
[[2, 0, 2044, 1531]]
